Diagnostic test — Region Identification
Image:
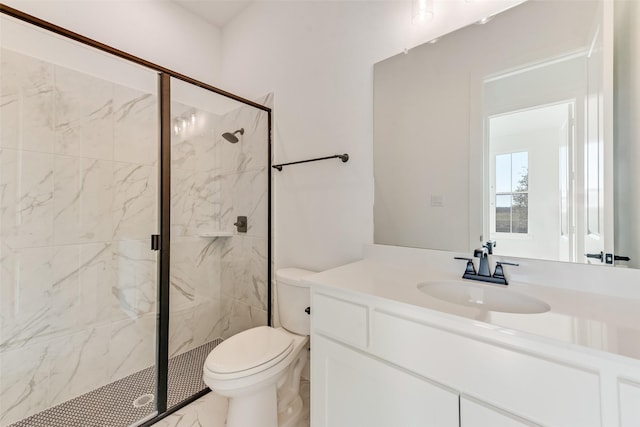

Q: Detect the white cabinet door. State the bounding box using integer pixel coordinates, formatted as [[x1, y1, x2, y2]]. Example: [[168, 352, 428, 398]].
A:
[[311, 334, 459, 427], [619, 380, 640, 427], [460, 397, 539, 427]]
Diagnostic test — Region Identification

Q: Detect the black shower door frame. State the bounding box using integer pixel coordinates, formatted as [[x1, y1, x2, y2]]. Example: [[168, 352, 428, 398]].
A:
[[0, 4, 273, 425]]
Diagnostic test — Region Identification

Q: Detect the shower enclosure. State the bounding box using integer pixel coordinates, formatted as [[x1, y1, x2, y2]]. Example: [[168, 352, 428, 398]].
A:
[[0, 6, 271, 427]]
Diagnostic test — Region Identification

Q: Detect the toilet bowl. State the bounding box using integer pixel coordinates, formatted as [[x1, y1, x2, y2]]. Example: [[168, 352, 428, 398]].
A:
[[203, 268, 315, 427]]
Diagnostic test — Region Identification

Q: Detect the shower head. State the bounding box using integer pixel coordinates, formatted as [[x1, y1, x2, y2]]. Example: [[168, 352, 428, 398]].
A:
[[222, 128, 244, 143]]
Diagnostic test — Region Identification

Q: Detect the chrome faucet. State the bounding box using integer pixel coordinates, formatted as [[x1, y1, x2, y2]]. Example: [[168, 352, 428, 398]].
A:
[[454, 241, 518, 285]]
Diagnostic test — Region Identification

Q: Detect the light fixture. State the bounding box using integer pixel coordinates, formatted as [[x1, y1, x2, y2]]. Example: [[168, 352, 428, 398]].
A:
[[412, 0, 434, 24], [173, 110, 198, 136]]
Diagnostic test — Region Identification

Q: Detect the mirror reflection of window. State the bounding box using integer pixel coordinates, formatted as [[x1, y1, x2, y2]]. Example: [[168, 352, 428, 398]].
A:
[[495, 152, 529, 234]]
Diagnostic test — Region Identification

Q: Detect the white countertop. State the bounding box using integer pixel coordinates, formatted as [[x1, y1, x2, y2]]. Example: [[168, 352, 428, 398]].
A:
[[305, 258, 640, 362]]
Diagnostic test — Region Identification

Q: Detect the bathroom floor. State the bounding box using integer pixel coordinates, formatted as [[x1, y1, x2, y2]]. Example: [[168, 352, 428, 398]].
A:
[[8, 339, 222, 427], [154, 379, 311, 427]]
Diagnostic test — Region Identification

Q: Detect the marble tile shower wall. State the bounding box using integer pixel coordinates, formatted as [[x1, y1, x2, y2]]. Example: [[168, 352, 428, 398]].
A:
[[218, 94, 271, 340], [0, 49, 158, 426], [168, 94, 271, 357], [169, 101, 223, 358]]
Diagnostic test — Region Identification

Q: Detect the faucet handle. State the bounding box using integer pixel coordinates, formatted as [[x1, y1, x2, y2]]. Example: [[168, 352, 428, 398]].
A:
[[454, 257, 477, 275], [497, 261, 519, 266], [493, 261, 519, 281]]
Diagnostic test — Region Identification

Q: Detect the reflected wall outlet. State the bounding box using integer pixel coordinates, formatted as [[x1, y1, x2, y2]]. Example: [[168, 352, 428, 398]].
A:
[[430, 195, 444, 207]]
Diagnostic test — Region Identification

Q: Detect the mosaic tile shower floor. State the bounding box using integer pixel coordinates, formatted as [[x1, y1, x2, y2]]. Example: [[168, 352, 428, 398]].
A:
[[8, 339, 222, 427]]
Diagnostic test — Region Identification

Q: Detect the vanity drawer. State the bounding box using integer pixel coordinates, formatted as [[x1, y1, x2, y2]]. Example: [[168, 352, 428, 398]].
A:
[[371, 310, 601, 427], [312, 292, 369, 349]]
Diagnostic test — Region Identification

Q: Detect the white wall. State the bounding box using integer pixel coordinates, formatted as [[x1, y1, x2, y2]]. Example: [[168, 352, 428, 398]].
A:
[[2, 0, 222, 84], [220, 0, 523, 272]]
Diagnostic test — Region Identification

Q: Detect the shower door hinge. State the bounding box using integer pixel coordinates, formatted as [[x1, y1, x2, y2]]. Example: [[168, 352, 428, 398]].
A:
[[151, 234, 161, 251]]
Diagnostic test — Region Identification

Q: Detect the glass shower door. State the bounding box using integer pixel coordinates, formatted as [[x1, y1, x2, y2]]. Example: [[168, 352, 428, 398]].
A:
[[166, 77, 271, 406], [0, 14, 160, 427]]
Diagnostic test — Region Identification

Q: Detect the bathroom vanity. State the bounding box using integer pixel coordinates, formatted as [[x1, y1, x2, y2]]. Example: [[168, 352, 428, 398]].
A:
[[306, 245, 640, 427]]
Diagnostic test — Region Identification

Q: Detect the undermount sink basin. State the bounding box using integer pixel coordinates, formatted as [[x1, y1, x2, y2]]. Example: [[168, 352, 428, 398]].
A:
[[417, 280, 550, 314]]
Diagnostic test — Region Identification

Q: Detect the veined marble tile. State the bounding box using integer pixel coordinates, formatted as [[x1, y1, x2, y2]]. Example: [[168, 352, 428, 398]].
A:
[[243, 237, 269, 311], [171, 167, 225, 237], [231, 167, 268, 238], [47, 325, 110, 407], [77, 242, 114, 325], [192, 237, 223, 301], [194, 110, 220, 173], [172, 134, 198, 171], [220, 236, 268, 312], [219, 237, 240, 301], [171, 236, 222, 307], [0, 339, 50, 426], [53, 156, 113, 245], [111, 240, 157, 320], [0, 242, 114, 353], [48, 244, 94, 334], [193, 297, 229, 346], [112, 162, 158, 241], [113, 86, 157, 165], [0, 245, 54, 350], [54, 65, 114, 160], [190, 169, 223, 236], [108, 313, 156, 382], [72, 242, 115, 328], [239, 107, 269, 172], [222, 297, 267, 340], [0, 49, 55, 154], [0, 148, 54, 249], [217, 168, 269, 239], [170, 167, 196, 236], [217, 172, 235, 233], [168, 305, 196, 358], [169, 238, 199, 310]]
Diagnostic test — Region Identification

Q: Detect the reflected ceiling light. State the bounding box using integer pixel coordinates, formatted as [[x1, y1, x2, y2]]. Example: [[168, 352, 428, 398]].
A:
[[476, 16, 494, 25], [412, 0, 434, 24]]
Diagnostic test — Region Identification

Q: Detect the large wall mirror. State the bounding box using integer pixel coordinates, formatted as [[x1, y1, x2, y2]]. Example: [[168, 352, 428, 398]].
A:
[[374, 0, 639, 268]]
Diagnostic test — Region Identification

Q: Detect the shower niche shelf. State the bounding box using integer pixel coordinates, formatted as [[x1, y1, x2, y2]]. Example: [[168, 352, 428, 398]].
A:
[[198, 231, 235, 238]]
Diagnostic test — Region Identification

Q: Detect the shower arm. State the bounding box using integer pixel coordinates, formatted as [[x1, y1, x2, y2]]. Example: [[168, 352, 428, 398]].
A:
[[272, 153, 349, 171]]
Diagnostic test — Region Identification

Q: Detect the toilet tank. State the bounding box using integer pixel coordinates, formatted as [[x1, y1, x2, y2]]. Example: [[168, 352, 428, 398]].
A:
[[276, 268, 316, 336]]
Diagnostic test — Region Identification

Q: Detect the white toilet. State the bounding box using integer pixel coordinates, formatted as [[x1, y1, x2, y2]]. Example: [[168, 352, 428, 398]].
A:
[[203, 268, 315, 427]]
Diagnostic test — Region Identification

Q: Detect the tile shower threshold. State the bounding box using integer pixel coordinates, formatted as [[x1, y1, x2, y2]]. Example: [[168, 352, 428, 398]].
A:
[[8, 339, 222, 427]]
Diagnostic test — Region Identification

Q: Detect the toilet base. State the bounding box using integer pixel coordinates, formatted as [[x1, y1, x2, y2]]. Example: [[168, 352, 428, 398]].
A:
[[226, 383, 277, 427], [278, 395, 303, 427]]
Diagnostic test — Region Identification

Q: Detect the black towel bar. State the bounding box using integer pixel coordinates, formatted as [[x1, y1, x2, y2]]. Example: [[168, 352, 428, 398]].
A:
[[272, 153, 349, 171]]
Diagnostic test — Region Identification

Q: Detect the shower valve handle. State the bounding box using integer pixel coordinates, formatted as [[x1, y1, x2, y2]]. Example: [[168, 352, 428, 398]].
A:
[[234, 216, 247, 233]]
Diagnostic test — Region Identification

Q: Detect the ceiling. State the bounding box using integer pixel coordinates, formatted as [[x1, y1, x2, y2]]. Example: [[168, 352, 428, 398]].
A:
[[173, 0, 253, 28]]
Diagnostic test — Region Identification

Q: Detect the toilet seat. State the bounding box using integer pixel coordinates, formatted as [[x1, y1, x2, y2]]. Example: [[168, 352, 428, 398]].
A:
[[204, 326, 294, 379]]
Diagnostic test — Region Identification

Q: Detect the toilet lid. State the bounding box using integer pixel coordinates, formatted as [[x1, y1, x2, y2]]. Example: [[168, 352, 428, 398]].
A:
[[205, 326, 293, 375]]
